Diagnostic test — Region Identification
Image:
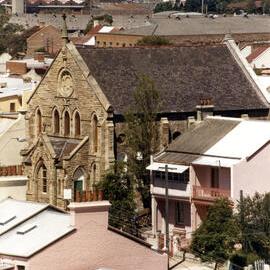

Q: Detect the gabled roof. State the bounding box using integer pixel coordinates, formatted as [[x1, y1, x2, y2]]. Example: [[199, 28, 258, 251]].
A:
[[0, 198, 73, 258], [0, 197, 48, 235], [26, 25, 60, 42], [48, 135, 86, 160], [76, 45, 267, 114], [22, 134, 87, 162], [155, 116, 270, 167]]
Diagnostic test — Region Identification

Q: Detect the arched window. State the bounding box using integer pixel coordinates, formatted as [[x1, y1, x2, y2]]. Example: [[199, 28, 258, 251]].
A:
[[93, 115, 98, 152], [36, 108, 42, 136], [92, 163, 96, 186], [74, 112, 81, 137], [37, 163, 47, 193], [64, 111, 70, 136], [53, 109, 60, 135]]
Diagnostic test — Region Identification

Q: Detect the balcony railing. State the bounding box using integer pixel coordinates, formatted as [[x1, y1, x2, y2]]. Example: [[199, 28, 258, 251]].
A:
[[193, 185, 230, 201]]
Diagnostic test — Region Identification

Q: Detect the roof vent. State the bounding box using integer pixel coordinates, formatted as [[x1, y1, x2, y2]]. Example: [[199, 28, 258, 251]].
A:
[[0, 215, 16, 225], [17, 224, 37, 235]]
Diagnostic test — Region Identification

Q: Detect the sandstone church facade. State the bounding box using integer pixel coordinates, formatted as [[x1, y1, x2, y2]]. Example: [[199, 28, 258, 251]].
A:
[[22, 42, 116, 208], [22, 32, 269, 208]]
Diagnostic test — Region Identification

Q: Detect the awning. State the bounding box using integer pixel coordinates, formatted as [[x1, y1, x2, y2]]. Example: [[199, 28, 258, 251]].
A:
[[192, 156, 241, 167], [146, 162, 189, 173]]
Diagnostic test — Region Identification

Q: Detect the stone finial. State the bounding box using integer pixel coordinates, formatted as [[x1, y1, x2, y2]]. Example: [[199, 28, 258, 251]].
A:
[[62, 13, 69, 45], [223, 33, 233, 42]]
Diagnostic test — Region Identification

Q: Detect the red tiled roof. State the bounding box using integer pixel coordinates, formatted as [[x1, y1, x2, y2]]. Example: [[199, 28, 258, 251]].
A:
[[70, 35, 93, 45], [87, 25, 103, 35], [246, 46, 269, 63]]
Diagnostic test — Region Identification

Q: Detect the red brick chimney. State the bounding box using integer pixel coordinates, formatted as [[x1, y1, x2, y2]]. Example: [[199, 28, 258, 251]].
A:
[[34, 52, 45, 62]]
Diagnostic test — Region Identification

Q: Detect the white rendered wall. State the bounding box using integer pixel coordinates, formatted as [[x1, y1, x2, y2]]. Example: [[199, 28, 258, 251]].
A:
[[12, 0, 24, 14], [0, 181, 27, 200], [250, 48, 270, 69], [233, 142, 270, 201], [241, 46, 252, 58]]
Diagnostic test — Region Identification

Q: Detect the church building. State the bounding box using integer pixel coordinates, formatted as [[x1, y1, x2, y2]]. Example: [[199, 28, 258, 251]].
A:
[[21, 17, 269, 208]]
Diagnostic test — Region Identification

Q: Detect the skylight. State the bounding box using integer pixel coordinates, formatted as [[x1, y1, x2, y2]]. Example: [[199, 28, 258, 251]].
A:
[[0, 215, 16, 226], [17, 224, 37, 235]]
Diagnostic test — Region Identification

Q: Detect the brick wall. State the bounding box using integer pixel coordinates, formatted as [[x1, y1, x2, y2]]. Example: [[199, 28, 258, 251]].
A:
[[6, 61, 27, 75], [95, 33, 143, 48], [27, 25, 62, 57]]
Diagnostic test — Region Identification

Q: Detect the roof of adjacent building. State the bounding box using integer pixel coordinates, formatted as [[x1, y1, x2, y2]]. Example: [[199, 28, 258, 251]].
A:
[[154, 116, 270, 167], [0, 198, 73, 258], [0, 197, 48, 235], [246, 46, 269, 63], [0, 115, 27, 166], [122, 15, 270, 36], [77, 45, 267, 114]]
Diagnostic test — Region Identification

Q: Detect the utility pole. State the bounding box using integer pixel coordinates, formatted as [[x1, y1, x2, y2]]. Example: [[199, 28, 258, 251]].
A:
[[165, 164, 169, 270], [158, 164, 177, 270], [201, 0, 204, 15]]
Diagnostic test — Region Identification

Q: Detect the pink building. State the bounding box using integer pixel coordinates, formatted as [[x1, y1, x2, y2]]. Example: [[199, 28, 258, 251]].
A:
[[0, 198, 167, 270], [147, 116, 270, 255]]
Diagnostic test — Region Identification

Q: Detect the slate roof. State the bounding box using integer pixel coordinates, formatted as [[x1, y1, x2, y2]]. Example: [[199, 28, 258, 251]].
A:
[[77, 46, 267, 114], [48, 136, 81, 159], [155, 118, 240, 164]]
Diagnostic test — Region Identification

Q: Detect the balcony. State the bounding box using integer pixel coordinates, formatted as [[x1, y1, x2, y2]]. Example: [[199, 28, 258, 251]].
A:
[[152, 178, 191, 198], [192, 185, 230, 202]]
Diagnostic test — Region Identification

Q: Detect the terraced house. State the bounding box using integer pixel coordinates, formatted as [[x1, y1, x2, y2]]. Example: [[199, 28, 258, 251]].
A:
[[148, 116, 270, 255], [21, 17, 269, 209]]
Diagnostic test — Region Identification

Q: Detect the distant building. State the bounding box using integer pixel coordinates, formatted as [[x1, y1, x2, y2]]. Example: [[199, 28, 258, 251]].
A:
[[245, 46, 270, 69], [95, 32, 142, 48], [0, 53, 12, 74], [0, 76, 34, 113], [0, 115, 27, 200], [6, 53, 53, 76], [27, 25, 62, 57], [0, 198, 167, 270]]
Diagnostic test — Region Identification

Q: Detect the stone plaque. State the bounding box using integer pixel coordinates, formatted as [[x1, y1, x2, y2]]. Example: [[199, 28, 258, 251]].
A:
[[59, 70, 74, 97]]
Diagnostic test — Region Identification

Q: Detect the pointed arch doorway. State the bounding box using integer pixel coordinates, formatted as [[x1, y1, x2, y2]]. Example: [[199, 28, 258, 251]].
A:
[[73, 167, 85, 202]]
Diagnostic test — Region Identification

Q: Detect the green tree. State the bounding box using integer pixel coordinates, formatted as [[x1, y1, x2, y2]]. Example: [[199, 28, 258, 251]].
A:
[[236, 192, 270, 260], [84, 20, 93, 35], [98, 162, 136, 234], [263, 0, 270, 13], [191, 198, 239, 270], [125, 74, 161, 208], [136, 36, 172, 46], [185, 0, 202, 12], [154, 2, 173, 13]]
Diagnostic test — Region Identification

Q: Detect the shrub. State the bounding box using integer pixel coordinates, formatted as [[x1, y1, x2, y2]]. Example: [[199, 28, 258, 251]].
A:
[[136, 36, 172, 46]]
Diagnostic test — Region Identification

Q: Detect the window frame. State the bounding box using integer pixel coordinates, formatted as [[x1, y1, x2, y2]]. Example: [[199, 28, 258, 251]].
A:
[[53, 108, 60, 135], [175, 201, 185, 226], [64, 111, 70, 136], [42, 164, 47, 193]]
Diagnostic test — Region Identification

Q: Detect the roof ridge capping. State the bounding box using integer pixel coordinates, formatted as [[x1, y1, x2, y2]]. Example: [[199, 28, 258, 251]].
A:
[[206, 116, 243, 121]]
